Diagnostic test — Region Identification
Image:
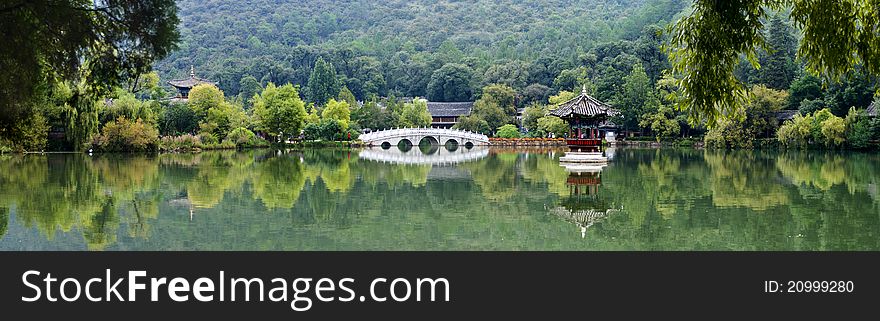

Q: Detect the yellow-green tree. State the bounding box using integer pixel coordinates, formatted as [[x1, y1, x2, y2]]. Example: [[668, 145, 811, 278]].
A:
[[188, 84, 225, 120], [253, 83, 307, 140], [321, 98, 351, 129]]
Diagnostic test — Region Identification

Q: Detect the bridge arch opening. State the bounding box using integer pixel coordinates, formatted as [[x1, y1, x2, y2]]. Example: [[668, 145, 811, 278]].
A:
[[464, 142, 474, 149], [380, 142, 391, 149], [397, 139, 413, 152], [418, 136, 439, 146], [418, 142, 439, 155], [444, 139, 459, 152]]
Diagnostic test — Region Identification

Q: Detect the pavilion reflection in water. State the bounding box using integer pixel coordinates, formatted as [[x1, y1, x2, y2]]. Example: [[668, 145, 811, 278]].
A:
[[550, 154, 620, 238]]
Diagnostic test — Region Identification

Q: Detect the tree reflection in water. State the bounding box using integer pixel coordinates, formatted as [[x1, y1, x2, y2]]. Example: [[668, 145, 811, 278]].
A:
[[0, 148, 877, 250]]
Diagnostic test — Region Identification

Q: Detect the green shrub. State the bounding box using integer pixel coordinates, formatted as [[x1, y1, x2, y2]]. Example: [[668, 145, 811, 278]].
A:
[[495, 124, 521, 138], [159, 134, 201, 151], [777, 108, 847, 148], [820, 117, 846, 147], [536, 116, 568, 138], [777, 114, 811, 148], [845, 107, 872, 149], [92, 117, 159, 152], [198, 132, 219, 144], [303, 119, 345, 141], [224, 127, 257, 146]]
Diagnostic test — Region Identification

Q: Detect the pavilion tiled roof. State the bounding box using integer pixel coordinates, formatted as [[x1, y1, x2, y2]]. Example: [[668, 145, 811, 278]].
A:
[[549, 86, 618, 118], [168, 66, 215, 88], [168, 77, 215, 88], [427, 102, 474, 117], [774, 110, 799, 121]]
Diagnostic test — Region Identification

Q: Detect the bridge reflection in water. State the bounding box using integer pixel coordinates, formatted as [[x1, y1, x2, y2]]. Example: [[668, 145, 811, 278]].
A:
[[358, 145, 490, 166], [550, 151, 621, 238]]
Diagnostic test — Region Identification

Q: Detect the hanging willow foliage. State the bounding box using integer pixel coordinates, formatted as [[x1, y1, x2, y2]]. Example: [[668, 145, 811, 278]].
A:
[[667, 0, 880, 127]]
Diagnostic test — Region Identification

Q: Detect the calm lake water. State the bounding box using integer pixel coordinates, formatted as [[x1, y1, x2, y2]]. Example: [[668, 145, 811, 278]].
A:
[[0, 147, 878, 251]]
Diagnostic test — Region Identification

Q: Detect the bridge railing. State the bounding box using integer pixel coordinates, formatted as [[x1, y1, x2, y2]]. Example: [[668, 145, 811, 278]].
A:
[[360, 127, 489, 142]]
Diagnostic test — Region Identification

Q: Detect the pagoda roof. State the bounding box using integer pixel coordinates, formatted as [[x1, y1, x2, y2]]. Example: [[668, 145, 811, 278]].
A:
[[168, 66, 215, 88], [168, 77, 215, 89], [549, 86, 618, 118]]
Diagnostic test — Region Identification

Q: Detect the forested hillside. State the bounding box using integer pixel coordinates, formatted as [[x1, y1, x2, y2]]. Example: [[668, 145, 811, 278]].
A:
[[154, 0, 688, 100]]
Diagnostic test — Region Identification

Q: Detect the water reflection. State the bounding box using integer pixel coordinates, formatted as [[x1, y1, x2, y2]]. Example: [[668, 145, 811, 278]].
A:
[[0, 148, 877, 250], [359, 145, 489, 165], [550, 166, 620, 238]]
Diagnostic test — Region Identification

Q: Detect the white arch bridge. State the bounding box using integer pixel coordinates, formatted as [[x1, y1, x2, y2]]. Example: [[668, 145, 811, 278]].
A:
[[359, 128, 489, 147]]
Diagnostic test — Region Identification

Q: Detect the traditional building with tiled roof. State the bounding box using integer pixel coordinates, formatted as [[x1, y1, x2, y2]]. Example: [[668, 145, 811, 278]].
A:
[[549, 85, 620, 147], [427, 101, 474, 128], [168, 66, 216, 101]]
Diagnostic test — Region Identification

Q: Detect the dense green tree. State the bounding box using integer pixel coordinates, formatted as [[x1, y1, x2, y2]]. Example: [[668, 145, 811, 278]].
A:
[[305, 105, 321, 125], [798, 98, 826, 115], [844, 107, 873, 149], [521, 84, 553, 107], [527, 56, 572, 87], [758, 15, 799, 90], [307, 57, 340, 106], [522, 104, 548, 134], [346, 56, 386, 99], [549, 91, 577, 106], [200, 101, 247, 140], [0, 0, 179, 143], [495, 124, 521, 138], [0, 207, 7, 239], [160, 103, 198, 135], [788, 74, 823, 110], [553, 67, 589, 92], [669, 0, 880, 125], [99, 90, 157, 126], [537, 116, 568, 138], [706, 85, 788, 148], [127, 71, 165, 100], [397, 99, 432, 128], [592, 53, 642, 104], [469, 99, 509, 134], [188, 84, 225, 120], [352, 99, 393, 130], [338, 86, 358, 110], [224, 127, 259, 147], [427, 64, 475, 102], [639, 96, 680, 141], [634, 25, 670, 82], [619, 63, 653, 132], [238, 75, 262, 109], [453, 115, 490, 134], [821, 70, 878, 116], [479, 84, 518, 116], [253, 83, 308, 140], [483, 60, 530, 90]]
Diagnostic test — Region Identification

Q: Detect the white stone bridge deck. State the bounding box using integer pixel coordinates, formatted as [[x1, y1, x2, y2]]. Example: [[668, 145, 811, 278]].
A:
[[359, 127, 489, 147]]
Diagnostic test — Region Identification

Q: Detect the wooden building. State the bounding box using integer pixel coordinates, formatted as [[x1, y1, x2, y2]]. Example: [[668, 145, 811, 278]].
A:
[[549, 85, 619, 148], [427, 101, 474, 128], [167, 66, 215, 101]]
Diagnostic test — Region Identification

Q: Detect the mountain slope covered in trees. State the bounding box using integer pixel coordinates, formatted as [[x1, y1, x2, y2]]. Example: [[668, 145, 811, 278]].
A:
[[154, 0, 689, 100]]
